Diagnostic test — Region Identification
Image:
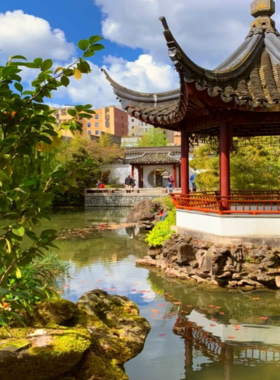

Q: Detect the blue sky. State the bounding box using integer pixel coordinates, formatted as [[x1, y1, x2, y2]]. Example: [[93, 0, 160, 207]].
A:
[[0, 0, 142, 66], [0, 0, 267, 108]]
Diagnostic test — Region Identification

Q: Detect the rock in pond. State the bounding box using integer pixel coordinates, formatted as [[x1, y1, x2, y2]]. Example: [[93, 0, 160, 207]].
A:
[[0, 291, 150, 380]]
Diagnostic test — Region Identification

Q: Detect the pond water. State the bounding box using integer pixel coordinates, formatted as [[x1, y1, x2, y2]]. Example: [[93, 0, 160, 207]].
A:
[[47, 209, 280, 380]]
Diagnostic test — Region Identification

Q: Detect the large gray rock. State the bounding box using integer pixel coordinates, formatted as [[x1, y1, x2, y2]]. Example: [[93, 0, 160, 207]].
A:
[[126, 199, 162, 223], [177, 243, 196, 264], [77, 290, 151, 360], [0, 327, 91, 380]]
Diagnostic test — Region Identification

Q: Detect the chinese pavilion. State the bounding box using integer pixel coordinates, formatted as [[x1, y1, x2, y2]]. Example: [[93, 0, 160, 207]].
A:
[[104, 0, 280, 243]]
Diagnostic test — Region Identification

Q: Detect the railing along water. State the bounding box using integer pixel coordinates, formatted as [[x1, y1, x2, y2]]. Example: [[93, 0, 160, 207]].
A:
[[170, 192, 280, 215]]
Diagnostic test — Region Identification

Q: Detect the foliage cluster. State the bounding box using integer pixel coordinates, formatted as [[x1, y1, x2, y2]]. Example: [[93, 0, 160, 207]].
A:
[[0, 36, 104, 327], [190, 139, 280, 191], [145, 208, 176, 247], [137, 128, 168, 147]]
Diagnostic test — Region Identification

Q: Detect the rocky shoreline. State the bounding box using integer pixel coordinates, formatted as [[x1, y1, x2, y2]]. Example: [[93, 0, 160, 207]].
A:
[[0, 290, 150, 380], [137, 234, 280, 290]]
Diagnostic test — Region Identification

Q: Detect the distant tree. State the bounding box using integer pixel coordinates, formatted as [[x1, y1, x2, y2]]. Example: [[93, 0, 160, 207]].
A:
[[137, 128, 168, 147], [190, 140, 280, 191]]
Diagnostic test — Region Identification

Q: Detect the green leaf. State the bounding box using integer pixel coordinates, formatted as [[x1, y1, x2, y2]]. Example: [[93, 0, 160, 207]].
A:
[[78, 39, 89, 51], [61, 76, 70, 87], [40, 136, 52, 145], [34, 58, 43, 67], [89, 35, 103, 44], [11, 55, 27, 60], [0, 171, 11, 182], [0, 315, 9, 326], [67, 109, 77, 117], [41, 59, 53, 72], [14, 82, 23, 92], [12, 225, 25, 237], [83, 51, 95, 58], [91, 44, 105, 51]]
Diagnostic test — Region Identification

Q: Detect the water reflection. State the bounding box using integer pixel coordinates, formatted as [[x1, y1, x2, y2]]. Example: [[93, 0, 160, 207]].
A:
[[40, 210, 280, 380]]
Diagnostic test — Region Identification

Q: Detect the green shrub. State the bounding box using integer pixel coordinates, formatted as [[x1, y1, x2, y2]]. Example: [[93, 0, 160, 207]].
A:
[[153, 196, 174, 211], [145, 209, 176, 247]]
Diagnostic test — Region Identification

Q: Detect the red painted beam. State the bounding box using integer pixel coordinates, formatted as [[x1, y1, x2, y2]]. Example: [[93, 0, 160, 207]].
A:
[[173, 164, 177, 188], [220, 122, 230, 209], [181, 129, 189, 194]]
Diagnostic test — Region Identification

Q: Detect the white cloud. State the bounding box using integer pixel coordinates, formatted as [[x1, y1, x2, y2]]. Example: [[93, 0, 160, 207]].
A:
[[0, 10, 75, 62], [61, 54, 179, 108], [95, 0, 255, 68]]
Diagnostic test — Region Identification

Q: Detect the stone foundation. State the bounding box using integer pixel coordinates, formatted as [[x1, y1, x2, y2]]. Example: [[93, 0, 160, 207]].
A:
[[136, 234, 280, 290], [85, 194, 157, 207]]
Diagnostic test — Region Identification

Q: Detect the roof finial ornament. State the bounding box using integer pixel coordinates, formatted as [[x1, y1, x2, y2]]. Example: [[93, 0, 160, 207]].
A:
[[251, 0, 275, 18]]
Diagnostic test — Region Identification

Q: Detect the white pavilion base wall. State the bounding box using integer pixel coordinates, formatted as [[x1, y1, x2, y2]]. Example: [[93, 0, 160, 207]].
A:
[[176, 210, 280, 246]]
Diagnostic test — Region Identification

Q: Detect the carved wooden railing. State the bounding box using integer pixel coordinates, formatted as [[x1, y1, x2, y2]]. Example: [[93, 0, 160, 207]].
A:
[[170, 192, 280, 215]]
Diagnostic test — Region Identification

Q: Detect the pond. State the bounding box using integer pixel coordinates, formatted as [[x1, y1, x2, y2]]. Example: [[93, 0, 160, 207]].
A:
[[46, 209, 280, 380]]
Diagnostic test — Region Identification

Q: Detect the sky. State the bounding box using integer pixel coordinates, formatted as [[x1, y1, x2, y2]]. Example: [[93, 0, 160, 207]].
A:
[[0, 0, 277, 108]]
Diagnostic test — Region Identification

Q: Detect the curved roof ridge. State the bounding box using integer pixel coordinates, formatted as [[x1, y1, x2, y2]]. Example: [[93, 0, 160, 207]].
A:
[[160, 16, 264, 83], [101, 68, 180, 103]]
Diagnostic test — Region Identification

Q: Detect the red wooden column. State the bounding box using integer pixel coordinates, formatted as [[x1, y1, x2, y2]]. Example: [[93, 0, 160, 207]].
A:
[[131, 164, 135, 178], [181, 129, 189, 194], [173, 164, 177, 188], [220, 121, 230, 208]]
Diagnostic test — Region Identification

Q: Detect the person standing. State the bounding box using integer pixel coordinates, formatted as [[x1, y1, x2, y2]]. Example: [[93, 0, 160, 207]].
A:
[[167, 175, 174, 189], [131, 177, 136, 189], [125, 175, 132, 189]]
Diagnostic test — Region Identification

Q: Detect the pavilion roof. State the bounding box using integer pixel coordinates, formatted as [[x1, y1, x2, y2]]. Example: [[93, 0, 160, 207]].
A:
[[103, 0, 280, 130], [125, 152, 180, 165]]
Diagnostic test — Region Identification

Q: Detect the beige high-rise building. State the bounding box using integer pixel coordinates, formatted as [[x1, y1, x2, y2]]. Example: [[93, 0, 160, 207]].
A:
[[54, 106, 128, 139], [128, 115, 176, 144]]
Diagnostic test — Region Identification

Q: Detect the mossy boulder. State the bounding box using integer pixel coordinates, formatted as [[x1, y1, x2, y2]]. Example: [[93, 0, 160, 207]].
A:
[[77, 290, 151, 364], [0, 291, 150, 380], [26, 299, 78, 327], [0, 327, 91, 380]]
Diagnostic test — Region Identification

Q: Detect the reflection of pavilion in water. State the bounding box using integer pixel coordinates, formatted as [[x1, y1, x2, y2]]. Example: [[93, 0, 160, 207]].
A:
[[173, 312, 280, 379]]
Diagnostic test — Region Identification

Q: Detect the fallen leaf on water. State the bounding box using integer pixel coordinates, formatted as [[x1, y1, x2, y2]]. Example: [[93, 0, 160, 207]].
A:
[[131, 289, 137, 292], [197, 324, 203, 327], [216, 307, 221, 310], [159, 334, 166, 337], [253, 297, 260, 301], [151, 309, 160, 314], [228, 336, 235, 340], [208, 305, 215, 308], [187, 305, 193, 308], [158, 303, 165, 307], [260, 317, 268, 320], [57, 291, 62, 294], [212, 318, 218, 322], [81, 280, 86, 283], [210, 324, 216, 327], [220, 312, 225, 315], [109, 288, 116, 291], [173, 302, 182, 305], [181, 310, 188, 314], [234, 325, 241, 329], [164, 293, 170, 296]]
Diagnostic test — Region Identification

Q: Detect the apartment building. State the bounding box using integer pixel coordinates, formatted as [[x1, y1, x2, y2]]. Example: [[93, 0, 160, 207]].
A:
[[54, 106, 129, 139], [128, 115, 176, 144]]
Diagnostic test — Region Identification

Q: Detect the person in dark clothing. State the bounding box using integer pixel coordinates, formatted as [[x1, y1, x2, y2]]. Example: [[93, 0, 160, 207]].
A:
[[125, 175, 132, 189]]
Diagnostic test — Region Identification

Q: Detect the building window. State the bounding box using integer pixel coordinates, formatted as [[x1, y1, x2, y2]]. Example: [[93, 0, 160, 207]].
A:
[[95, 115, 99, 119], [132, 126, 134, 129], [87, 123, 91, 128], [95, 130, 99, 135], [88, 131, 92, 135], [105, 122, 110, 128], [132, 118, 134, 122], [105, 107, 109, 112], [95, 122, 99, 127]]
